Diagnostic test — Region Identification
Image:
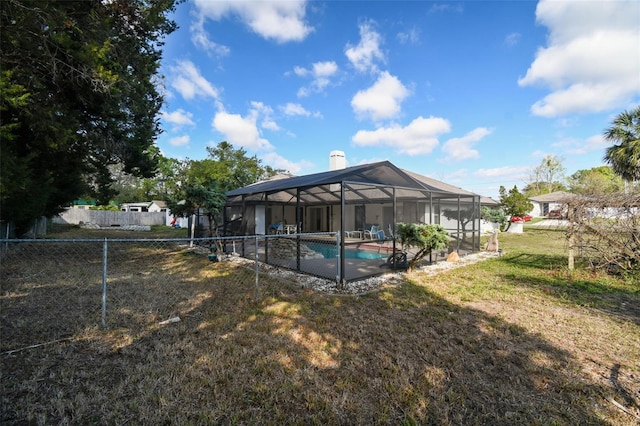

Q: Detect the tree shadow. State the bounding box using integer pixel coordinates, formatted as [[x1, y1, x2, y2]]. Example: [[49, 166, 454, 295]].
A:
[[3, 259, 637, 424], [503, 253, 640, 326]]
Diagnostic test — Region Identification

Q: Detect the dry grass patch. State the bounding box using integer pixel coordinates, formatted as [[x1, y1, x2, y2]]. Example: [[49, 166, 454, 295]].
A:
[[1, 226, 639, 424]]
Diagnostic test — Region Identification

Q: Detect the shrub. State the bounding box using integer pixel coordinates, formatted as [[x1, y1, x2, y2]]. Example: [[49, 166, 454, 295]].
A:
[[481, 206, 506, 224], [395, 223, 450, 270]]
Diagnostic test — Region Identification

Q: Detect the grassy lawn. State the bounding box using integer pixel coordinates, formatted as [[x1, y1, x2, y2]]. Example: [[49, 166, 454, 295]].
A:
[[1, 225, 638, 424]]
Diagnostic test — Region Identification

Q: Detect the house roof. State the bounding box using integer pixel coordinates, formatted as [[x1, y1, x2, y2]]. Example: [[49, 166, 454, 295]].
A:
[[226, 160, 479, 205], [480, 196, 500, 206], [529, 191, 575, 203], [73, 199, 96, 206], [121, 202, 152, 208], [400, 168, 476, 196]]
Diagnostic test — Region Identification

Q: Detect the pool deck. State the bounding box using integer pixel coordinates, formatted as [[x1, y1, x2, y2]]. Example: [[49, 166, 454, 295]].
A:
[[226, 233, 455, 282]]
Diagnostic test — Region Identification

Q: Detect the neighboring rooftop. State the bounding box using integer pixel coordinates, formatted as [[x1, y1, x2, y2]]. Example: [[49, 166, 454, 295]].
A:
[[529, 191, 575, 203]]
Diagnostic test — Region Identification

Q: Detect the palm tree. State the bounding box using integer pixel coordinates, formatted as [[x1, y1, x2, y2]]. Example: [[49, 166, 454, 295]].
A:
[[603, 106, 640, 183]]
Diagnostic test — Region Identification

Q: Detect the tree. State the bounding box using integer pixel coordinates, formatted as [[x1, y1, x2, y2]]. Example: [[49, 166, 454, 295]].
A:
[[206, 141, 282, 190], [526, 155, 566, 196], [603, 105, 640, 183], [499, 185, 533, 230], [523, 181, 567, 197], [108, 155, 186, 204], [568, 166, 625, 195], [169, 184, 227, 238], [0, 0, 178, 235], [394, 223, 450, 271], [163, 143, 281, 238]]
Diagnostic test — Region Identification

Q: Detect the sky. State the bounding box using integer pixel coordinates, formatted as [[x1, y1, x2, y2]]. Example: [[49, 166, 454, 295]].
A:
[[156, 0, 640, 199]]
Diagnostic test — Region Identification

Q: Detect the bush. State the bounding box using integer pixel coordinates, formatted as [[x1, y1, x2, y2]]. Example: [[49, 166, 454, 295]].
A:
[[395, 223, 450, 270], [481, 206, 506, 224]]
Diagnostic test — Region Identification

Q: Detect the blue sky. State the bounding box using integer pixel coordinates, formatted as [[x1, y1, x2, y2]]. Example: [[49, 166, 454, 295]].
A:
[[156, 0, 640, 199]]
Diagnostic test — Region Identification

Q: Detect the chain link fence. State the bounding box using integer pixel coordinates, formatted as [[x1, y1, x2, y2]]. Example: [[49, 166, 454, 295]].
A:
[[0, 234, 344, 353]]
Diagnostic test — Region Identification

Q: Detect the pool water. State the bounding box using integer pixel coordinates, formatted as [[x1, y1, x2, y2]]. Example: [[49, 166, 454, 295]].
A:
[[307, 243, 387, 260]]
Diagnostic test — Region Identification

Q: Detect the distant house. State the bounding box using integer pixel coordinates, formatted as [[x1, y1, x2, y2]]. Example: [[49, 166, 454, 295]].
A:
[[529, 191, 574, 217], [120, 200, 185, 226], [148, 200, 168, 213], [120, 202, 151, 212], [120, 200, 167, 213], [71, 199, 96, 210]]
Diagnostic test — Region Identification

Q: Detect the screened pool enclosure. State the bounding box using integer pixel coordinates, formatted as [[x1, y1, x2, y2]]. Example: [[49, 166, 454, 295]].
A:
[[223, 161, 481, 284]]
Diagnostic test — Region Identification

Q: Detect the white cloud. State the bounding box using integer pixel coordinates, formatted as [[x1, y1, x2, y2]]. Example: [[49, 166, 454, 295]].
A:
[[554, 134, 609, 155], [397, 27, 420, 45], [345, 20, 385, 73], [170, 60, 219, 101], [281, 103, 310, 116], [193, 0, 313, 43], [352, 116, 451, 155], [446, 168, 468, 181], [249, 101, 272, 115], [279, 102, 322, 119], [428, 3, 464, 14], [518, 0, 640, 117], [504, 32, 521, 47], [441, 127, 492, 162], [161, 109, 195, 128], [212, 109, 273, 151], [249, 101, 283, 131], [293, 61, 338, 97], [293, 66, 308, 77], [474, 166, 530, 179], [169, 135, 190, 147], [313, 61, 338, 77], [261, 119, 280, 131], [190, 15, 230, 56], [260, 152, 313, 174], [530, 150, 549, 159], [351, 71, 410, 121]]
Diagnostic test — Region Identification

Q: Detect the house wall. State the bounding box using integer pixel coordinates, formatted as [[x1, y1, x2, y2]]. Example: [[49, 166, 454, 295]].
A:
[[120, 203, 151, 212], [330, 205, 341, 232], [148, 202, 166, 213], [438, 201, 461, 231], [340, 201, 438, 235], [344, 205, 356, 232], [530, 202, 543, 217], [364, 204, 383, 228], [283, 206, 297, 226], [530, 201, 564, 217]]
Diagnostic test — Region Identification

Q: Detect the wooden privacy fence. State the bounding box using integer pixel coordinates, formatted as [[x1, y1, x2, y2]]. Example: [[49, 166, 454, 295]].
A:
[[54, 209, 166, 227]]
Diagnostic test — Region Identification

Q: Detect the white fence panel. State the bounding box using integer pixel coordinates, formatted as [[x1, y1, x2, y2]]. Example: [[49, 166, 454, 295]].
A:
[[54, 209, 165, 226]]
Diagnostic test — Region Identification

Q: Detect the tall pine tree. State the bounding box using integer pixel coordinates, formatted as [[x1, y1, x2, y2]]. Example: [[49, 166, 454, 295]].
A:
[[0, 0, 179, 234]]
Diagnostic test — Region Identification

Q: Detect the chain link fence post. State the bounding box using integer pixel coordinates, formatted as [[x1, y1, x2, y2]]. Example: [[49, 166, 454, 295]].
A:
[[336, 232, 341, 287], [254, 235, 260, 301], [102, 238, 108, 328]]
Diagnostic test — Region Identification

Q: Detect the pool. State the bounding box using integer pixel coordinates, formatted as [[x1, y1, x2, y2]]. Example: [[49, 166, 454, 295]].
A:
[[306, 243, 388, 260]]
